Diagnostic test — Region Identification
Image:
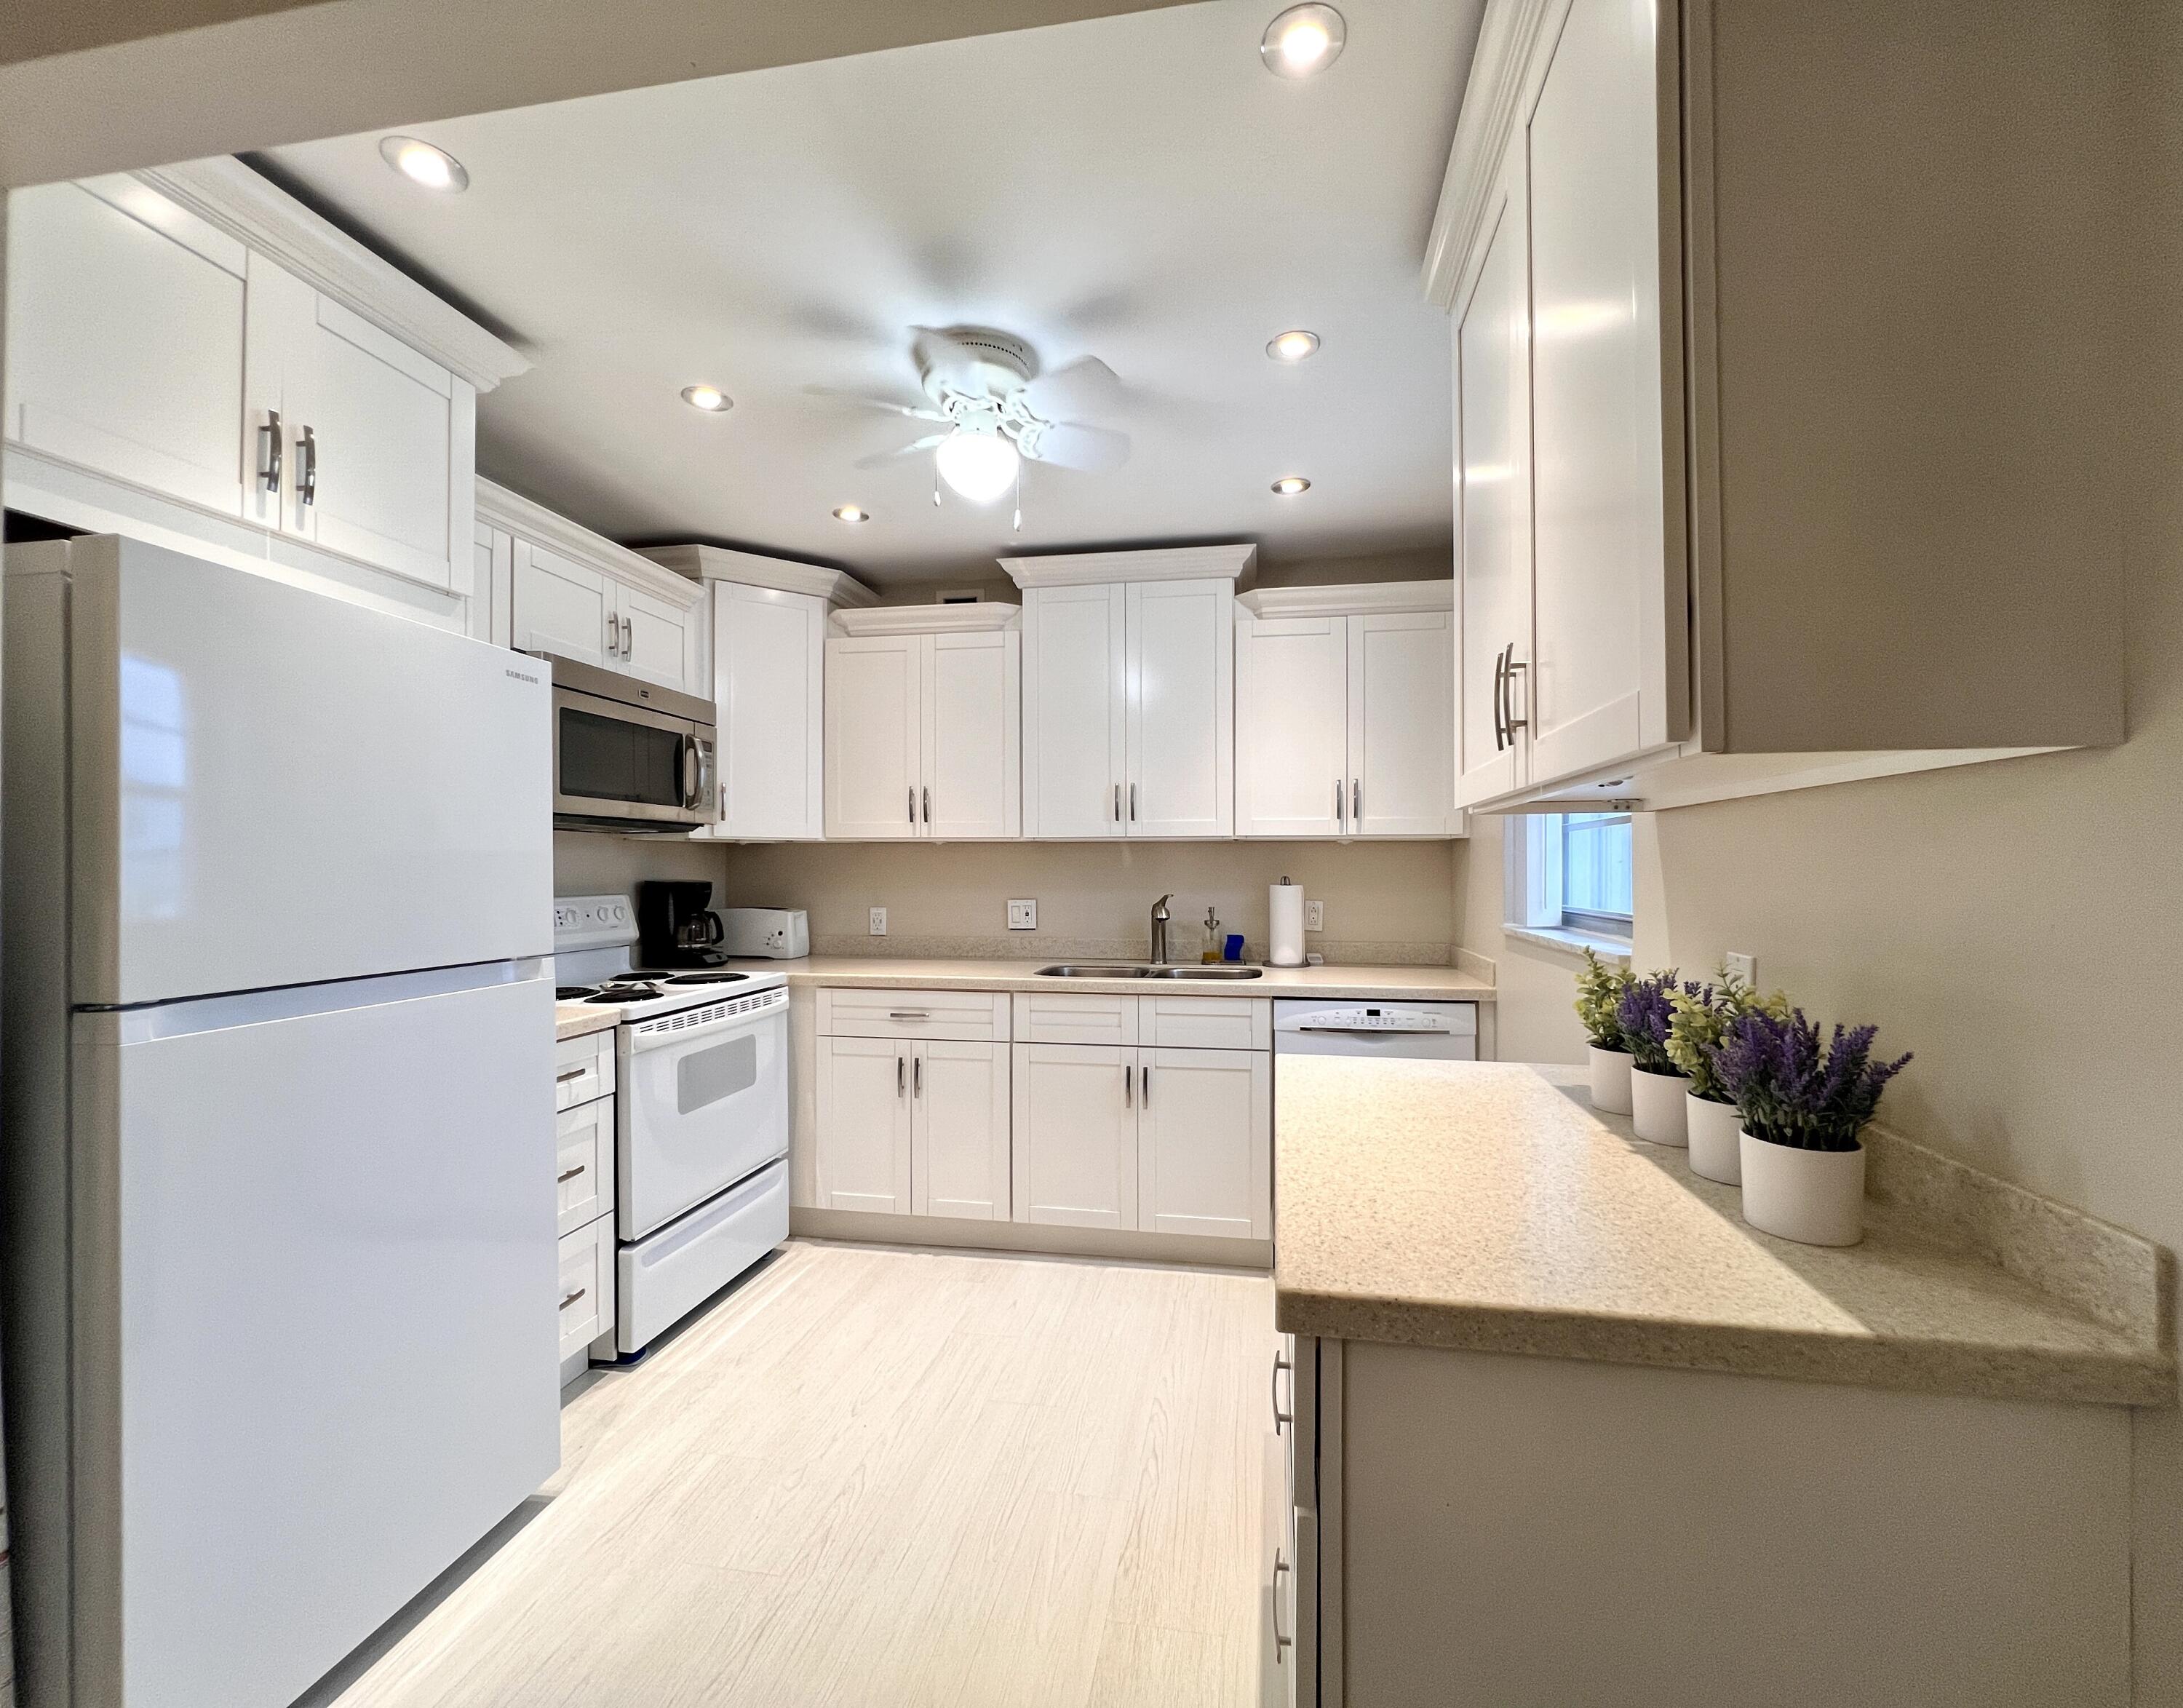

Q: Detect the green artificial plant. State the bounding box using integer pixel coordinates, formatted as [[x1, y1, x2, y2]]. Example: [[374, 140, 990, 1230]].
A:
[[1573, 948, 1635, 1052], [1666, 969, 1790, 1103]]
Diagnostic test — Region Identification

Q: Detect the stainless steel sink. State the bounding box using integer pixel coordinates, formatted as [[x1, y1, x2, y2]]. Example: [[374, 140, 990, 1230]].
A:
[[1033, 964, 1264, 980]]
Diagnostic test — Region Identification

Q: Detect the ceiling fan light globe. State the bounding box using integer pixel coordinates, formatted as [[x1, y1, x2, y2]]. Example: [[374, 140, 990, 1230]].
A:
[[935, 430, 1020, 504]]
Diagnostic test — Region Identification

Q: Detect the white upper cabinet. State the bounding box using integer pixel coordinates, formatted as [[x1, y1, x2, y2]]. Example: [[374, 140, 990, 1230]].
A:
[[822, 605, 1023, 841], [488, 482, 707, 695], [1005, 547, 1251, 840], [4, 159, 522, 619], [1428, 0, 2121, 811], [1236, 584, 1457, 838], [5, 179, 248, 519]]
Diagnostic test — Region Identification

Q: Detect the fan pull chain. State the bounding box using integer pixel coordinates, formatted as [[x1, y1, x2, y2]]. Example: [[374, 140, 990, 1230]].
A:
[[1012, 461, 1023, 533]]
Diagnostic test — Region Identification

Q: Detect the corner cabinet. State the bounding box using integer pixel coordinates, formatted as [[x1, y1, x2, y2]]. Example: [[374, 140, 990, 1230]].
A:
[[482, 482, 707, 696], [638, 546, 878, 841], [821, 605, 1022, 841], [1433, 0, 2124, 812], [4, 159, 523, 623], [1236, 582, 1458, 838], [1003, 547, 1249, 839]]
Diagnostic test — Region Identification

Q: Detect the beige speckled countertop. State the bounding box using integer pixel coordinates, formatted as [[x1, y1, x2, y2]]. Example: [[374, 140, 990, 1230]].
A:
[[1275, 1059, 2173, 1407], [554, 1004, 619, 1042], [705, 955, 1495, 1002]]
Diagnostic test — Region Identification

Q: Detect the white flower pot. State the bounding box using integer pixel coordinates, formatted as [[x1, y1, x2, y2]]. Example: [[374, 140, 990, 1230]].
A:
[[1685, 1095, 1743, 1184], [1739, 1131, 1866, 1247], [1629, 1067, 1692, 1145], [1588, 1046, 1633, 1114]]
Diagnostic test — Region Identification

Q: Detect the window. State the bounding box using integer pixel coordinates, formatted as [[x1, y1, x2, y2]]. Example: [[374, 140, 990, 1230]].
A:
[[1504, 811, 1634, 945]]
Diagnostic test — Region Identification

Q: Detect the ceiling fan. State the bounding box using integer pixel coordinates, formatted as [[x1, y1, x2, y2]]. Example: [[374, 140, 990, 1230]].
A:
[[834, 327, 1132, 520]]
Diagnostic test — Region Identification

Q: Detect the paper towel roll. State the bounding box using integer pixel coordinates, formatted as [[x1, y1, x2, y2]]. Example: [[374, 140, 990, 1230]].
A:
[[1268, 878, 1305, 966]]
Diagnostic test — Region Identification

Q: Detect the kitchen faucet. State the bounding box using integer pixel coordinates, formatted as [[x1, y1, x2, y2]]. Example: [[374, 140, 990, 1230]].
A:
[[1149, 893, 1174, 965]]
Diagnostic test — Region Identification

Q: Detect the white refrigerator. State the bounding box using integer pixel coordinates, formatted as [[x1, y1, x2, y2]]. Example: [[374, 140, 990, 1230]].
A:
[[1, 537, 560, 1708]]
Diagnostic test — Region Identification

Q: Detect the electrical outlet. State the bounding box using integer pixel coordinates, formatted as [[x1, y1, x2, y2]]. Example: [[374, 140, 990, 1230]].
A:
[[1007, 899, 1037, 931], [1304, 899, 1325, 932], [869, 907, 888, 937], [1724, 950, 1757, 987]]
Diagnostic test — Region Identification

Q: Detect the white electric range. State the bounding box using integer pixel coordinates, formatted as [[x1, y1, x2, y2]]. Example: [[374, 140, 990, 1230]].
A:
[[554, 895, 790, 1360]]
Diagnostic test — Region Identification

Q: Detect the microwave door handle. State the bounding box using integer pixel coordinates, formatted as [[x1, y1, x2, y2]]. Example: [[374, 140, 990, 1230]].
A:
[[680, 735, 701, 809]]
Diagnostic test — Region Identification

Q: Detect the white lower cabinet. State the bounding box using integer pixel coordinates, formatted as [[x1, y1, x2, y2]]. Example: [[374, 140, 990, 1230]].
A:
[[1010, 1044, 1140, 1230], [1137, 1047, 1271, 1240], [814, 1030, 1009, 1220], [556, 1213, 615, 1370], [554, 1096, 612, 1237], [554, 1030, 619, 1381], [813, 1033, 914, 1214]]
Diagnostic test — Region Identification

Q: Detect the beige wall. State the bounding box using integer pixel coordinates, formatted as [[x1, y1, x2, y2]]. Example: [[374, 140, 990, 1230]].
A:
[[1457, 10, 2183, 1692], [716, 838, 1460, 963], [552, 829, 726, 899]]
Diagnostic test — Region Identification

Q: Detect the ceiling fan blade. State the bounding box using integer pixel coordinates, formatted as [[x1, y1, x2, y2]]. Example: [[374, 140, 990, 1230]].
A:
[[911, 327, 990, 398], [853, 434, 950, 470], [803, 385, 948, 422], [1023, 421, 1130, 473], [1017, 357, 1124, 421]]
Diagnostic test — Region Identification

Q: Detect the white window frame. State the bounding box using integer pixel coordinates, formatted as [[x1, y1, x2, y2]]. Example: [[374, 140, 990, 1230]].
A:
[[1502, 813, 1634, 961]]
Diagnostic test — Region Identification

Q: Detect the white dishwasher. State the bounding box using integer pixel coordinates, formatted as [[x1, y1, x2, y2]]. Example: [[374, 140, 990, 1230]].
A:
[[1273, 998, 1479, 1060]]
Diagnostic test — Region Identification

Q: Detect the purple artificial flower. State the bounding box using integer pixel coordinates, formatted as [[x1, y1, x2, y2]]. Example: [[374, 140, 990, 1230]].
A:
[[1714, 1009, 1912, 1152], [1616, 972, 1701, 1074]]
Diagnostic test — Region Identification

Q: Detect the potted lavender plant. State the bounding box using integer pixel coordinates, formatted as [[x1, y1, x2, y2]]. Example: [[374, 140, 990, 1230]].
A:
[[1574, 948, 1635, 1114], [1666, 972, 1789, 1185], [1618, 972, 1701, 1145], [1713, 1010, 1912, 1245]]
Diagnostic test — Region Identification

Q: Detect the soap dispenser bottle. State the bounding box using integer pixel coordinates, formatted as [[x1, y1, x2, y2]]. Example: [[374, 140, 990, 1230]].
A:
[[1202, 905, 1222, 964]]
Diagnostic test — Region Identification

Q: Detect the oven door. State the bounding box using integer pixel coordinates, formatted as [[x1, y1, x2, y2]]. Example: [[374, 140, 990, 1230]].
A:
[[552, 683, 715, 830], [616, 989, 789, 1240]]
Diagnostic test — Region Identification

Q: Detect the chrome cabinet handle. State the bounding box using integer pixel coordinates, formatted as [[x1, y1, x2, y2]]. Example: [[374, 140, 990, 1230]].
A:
[[298, 424, 318, 507], [1272, 1350, 1293, 1431], [720, 782, 728, 819], [1124, 1062, 1132, 1108], [923, 785, 931, 825], [1493, 644, 1509, 751], [913, 1054, 923, 1097], [888, 1010, 931, 1020], [1129, 782, 1137, 822], [1113, 783, 1121, 823], [606, 613, 620, 658], [557, 1164, 586, 1183], [258, 409, 283, 493], [897, 1054, 906, 1097], [1273, 1551, 1292, 1651], [560, 1287, 586, 1311], [1142, 1064, 1151, 1106], [1506, 654, 1529, 736], [1335, 779, 1345, 828], [1352, 778, 1361, 824], [908, 786, 915, 826], [623, 615, 634, 654], [554, 1066, 586, 1083]]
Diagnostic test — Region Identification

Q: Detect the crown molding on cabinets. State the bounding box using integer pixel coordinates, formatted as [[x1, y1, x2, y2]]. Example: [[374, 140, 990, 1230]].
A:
[[135, 156, 529, 391], [999, 543, 1257, 590], [1421, 0, 1562, 311], [476, 479, 704, 609], [830, 601, 1022, 637], [638, 544, 879, 608], [1238, 579, 1455, 620]]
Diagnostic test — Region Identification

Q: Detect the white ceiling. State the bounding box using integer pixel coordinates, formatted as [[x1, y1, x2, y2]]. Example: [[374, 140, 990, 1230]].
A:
[[261, 0, 1481, 585]]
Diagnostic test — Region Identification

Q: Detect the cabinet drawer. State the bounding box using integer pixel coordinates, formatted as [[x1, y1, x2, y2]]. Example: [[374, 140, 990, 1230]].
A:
[[554, 1027, 614, 1110], [1140, 993, 1269, 1051], [556, 1215, 615, 1368], [555, 1096, 613, 1237], [1011, 990, 1139, 1047], [818, 986, 1010, 1041]]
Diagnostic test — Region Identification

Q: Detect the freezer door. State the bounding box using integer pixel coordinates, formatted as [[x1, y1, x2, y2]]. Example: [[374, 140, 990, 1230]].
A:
[[61, 536, 551, 1004], [71, 963, 558, 1708]]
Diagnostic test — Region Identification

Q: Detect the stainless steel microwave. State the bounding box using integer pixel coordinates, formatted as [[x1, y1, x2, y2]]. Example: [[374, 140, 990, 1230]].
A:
[[543, 654, 717, 833]]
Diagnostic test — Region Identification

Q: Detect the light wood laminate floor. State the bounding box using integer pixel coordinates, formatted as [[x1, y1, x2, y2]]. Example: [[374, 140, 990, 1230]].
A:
[[311, 1239, 1279, 1707]]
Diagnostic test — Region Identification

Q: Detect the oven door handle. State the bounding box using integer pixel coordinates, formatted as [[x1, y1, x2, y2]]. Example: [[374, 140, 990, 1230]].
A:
[[623, 992, 786, 1052]]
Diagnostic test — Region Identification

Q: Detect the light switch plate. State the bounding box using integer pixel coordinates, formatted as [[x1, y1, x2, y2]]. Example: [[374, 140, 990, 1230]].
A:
[[1304, 900, 1325, 932], [869, 907, 888, 937], [1007, 899, 1037, 930], [1724, 950, 1757, 987]]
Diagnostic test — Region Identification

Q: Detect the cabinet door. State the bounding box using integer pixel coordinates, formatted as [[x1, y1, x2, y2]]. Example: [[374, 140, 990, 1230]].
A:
[[512, 539, 617, 667], [1236, 615, 1348, 838], [1349, 611, 1454, 835], [1137, 1047, 1269, 1240], [554, 1096, 612, 1238], [814, 1035, 912, 1215], [912, 1040, 1010, 1221], [924, 630, 1022, 839], [712, 583, 824, 839], [282, 288, 463, 589], [1524, 0, 1675, 787], [616, 576, 699, 694], [1010, 1043, 1137, 1228], [1455, 146, 1535, 807], [468, 523, 514, 648], [4, 179, 248, 517], [824, 634, 923, 838], [1022, 582, 1126, 838], [1126, 578, 1234, 837]]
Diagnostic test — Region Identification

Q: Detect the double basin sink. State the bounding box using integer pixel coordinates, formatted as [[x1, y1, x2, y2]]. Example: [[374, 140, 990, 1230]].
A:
[[1035, 964, 1264, 980]]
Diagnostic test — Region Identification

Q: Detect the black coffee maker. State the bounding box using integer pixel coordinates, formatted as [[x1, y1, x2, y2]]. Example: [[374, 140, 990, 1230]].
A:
[[637, 880, 727, 968]]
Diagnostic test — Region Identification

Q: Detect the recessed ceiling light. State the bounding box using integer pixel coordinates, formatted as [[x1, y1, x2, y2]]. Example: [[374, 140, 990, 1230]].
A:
[[1272, 475, 1311, 496], [1268, 329, 1321, 362], [1261, 4, 1346, 77], [378, 136, 468, 192], [681, 384, 732, 413], [832, 505, 870, 523]]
